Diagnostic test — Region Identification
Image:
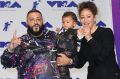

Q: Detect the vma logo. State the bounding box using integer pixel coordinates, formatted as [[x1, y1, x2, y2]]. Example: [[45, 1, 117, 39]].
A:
[[0, 41, 10, 48], [0, 1, 21, 8], [96, 21, 106, 27], [47, 1, 77, 7]]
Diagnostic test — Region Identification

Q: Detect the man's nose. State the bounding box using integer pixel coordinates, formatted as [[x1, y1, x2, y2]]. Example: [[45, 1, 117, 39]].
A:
[[34, 20, 38, 24]]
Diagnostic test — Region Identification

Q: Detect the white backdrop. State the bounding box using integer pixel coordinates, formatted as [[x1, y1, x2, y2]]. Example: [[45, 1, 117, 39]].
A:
[[0, 0, 113, 79]]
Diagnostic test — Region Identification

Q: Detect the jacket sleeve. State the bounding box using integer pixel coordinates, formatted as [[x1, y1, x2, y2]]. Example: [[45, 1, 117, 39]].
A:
[[72, 38, 87, 68], [72, 52, 87, 68], [1, 46, 22, 68], [88, 28, 114, 63]]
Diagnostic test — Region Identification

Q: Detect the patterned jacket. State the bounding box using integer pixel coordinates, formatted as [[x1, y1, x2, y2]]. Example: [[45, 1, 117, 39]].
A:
[[1, 29, 59, 79], [56, 28, 78, 79]]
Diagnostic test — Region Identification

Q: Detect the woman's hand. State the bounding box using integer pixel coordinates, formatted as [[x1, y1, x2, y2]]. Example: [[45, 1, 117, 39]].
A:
[[77, 27, 84, 39], [83, 26, 92, 41]]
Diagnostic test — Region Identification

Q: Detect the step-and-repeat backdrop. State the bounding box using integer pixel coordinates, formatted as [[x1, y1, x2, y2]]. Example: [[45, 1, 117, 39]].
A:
[[0, 0, 119, 79]]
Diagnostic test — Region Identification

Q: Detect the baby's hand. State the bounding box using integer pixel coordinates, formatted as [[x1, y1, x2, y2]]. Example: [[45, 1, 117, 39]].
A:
[[56, 27, 61, 33]]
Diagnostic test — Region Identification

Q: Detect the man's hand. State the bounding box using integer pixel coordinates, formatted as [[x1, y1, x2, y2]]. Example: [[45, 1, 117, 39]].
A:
[[8, 31, 21, 52], [57, 53, 71, 66]]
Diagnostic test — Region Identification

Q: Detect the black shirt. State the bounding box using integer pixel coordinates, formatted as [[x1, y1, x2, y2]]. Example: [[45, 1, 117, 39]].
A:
[[74, 27, 120, 79]]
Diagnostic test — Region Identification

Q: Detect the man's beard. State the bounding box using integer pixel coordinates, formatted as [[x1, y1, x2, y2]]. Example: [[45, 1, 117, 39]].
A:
[[27, 24, 44, 37]]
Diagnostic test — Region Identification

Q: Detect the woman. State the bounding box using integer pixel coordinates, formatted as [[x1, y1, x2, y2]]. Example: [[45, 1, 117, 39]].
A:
[[57, 1, 120, 79]]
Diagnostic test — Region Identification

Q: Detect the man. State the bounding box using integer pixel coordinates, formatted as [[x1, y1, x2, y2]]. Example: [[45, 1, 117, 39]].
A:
[[1, 9, 59, 79]]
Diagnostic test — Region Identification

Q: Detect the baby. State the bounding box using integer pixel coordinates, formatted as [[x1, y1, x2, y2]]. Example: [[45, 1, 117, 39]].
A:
[[56, 11, 78, 79]]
